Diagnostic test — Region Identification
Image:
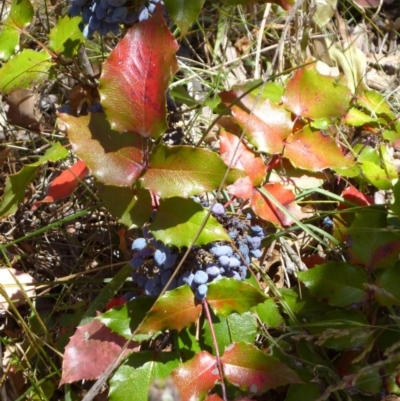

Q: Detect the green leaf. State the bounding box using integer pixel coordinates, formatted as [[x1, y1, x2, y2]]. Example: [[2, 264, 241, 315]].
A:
[[96, 184, 152, 228], [252, 298, 284, 328], [298, 262, 367, 307], [136, 285, 202, 335], [0, 142, 67, 218], [344, 107, 383, 126], [357, 90, 395, 119], [97, 297, 157, 341], [0, 0, 34, 60], [374, 264, 400, 306], [207, 278, 266, 317], [164, 0, 205, 37], [203, 312, 258, 356], [141, 144, 246, 198], [109, 352, 179, 401], [149, 197, 230, 247], [391, 180, 400, 217], [0, 49, 52, 94], [49, 16, 84, 57]]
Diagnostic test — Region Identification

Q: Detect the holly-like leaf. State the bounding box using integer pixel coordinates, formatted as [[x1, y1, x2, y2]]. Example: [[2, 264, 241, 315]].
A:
[[58, 113, 144, 187], [284, 125, 355, 171], [136, 285, 202, 335], [49, 15, 84, 58], [171, 351, 219, 401], [149, 197, 230, 247], [374, 264, 400, 306], [344, 107, 383, 126], [164, 0, 205, 37], [0, 0, 33, 60], [203, 312, 258, 356], [99, 5, 178, 138], [297, 262, 367, 307], [252, 298, 284, 328], [109, 352, 179, 401], [0, 142, 68, 218], [221, 342, 302, 393], [219, 130, 266, 199], [282, 63, 351, 119], [357, 90, 395, 119], [141, 144, 246, 198], [96, 184, 152, 228], [60, 319, 139, 385], [32, 160, 89, 209], [250, 183, 304, 226], [219, 86, 292, 155], [0, 50, 52, 94], [98, 297, 157, 341], [207, 278, 266, 317]]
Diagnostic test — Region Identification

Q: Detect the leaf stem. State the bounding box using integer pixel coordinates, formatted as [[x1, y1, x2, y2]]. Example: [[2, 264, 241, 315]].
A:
[[202, 299, 227, 401]]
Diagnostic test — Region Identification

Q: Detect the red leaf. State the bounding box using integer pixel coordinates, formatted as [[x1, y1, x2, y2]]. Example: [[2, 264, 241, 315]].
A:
[[282, 63, 351, 120], [219, 89, 292, 155], [60, 319, 138, 385], [250, 183, 304, 226], [136, 285, 202, 335], [172, 351, 219, 401], [99, 5, 179, 138], [284, 126, 355, 171], [219, 130, 266, 199], [32, 160, 89, 209], [105, 296, 127, 311], [339, 185, 373, 209], [221, 342, 301, 394]]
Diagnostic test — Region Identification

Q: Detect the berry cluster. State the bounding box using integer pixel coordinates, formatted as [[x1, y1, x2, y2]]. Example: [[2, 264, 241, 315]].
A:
[[68, 0, 164, 38], [128, 202, 266, 302]]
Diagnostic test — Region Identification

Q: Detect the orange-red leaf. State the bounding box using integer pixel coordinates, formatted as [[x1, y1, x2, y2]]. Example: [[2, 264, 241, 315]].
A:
[[250, 183, 304, 226], [32, 160, 88, 209]]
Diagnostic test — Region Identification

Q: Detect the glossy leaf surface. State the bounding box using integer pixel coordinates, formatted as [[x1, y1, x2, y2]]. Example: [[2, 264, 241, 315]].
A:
[[207, 278, 266, 317], [250, 183, 304, 226], [149, 197, 230, 247], [219, 87, 292, 154], [100, 5, 179, 137], [298, 262, 367, 307], [282, 63, 351, 119], [284, 125, 355, 171], [109, 352, 179, 401], [141, 145, 246, 198], [0, 50, 52, 94], [221, 342, 302, 393], [172, 351, 219, 401], [49, 15, 83, 57], [219, 130, 266, 199], [203, 312, 258, 356], [0, 0, 33, 60], [136, 285, 202, 335], [58, 113, 143, 187]]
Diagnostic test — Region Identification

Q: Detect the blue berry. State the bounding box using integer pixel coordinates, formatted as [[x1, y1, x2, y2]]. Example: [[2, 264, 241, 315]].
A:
[[194, 271, 208, 285], [132, 238, 147, 251], [195, 284, 208, 301], [211, 203, 225, 215]]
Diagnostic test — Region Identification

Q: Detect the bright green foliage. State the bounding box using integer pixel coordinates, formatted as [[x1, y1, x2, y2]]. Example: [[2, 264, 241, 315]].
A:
[[149, 197, 231, 246], [0, 0, 34, 60], [0, 49, 52, 94], [49, 16, 84, 57], [109, 352, 179, 401]]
